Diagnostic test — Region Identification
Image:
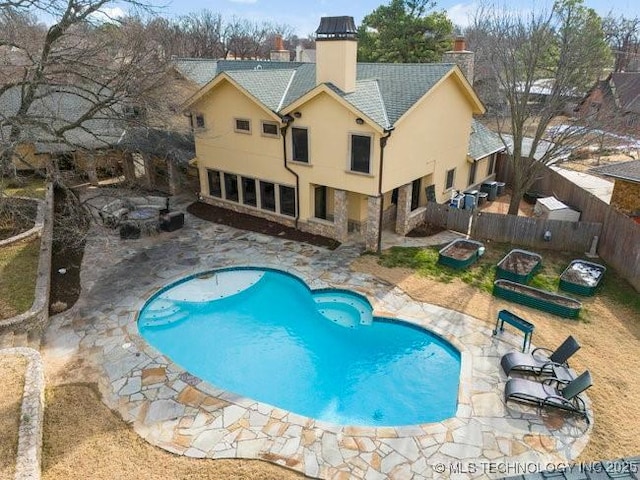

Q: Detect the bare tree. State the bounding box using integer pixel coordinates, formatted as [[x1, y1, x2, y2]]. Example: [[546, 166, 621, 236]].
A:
[[603, 14, 640, 72], [472, 0, 611, 214]]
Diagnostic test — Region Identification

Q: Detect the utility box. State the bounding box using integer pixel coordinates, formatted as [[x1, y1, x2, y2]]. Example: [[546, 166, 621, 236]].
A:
[[534, 196, 580, 222]]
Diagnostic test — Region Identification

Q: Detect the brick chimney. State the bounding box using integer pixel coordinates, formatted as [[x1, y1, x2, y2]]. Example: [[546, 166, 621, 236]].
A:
[[442, 36, 475, 84], [315, 16, 358, 93], [270, 35, 290, 62]]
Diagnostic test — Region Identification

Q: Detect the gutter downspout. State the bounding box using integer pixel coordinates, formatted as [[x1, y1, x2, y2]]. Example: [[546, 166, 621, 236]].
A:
[[376, 127, 394, 253], [280, 115, 300, 229]]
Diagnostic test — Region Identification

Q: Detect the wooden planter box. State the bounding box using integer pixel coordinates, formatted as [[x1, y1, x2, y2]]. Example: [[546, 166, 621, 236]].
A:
[[438, 239, 485, 270], [559, 260, 606, 296], [496, 249, 542, 284], [493, 279, 582, 319]]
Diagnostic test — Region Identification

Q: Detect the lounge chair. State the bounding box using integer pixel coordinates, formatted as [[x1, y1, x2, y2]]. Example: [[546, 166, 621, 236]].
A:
[[505, 370, 592, 423], [501, 335, 580, 377]]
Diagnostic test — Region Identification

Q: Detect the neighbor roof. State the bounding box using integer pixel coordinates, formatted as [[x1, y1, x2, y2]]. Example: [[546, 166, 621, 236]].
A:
[[468, 119, 504, 160], [590, 159, 640, 183], [610, 72, 640, 115], [0, 85, 124, 153], [185, 61, 474, 130]]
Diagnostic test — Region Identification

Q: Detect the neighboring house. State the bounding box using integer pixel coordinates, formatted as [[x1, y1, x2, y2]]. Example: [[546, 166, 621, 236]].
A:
[[184, 16, 503, 250], [0, 85, 194, 194], [590, 159, 640, 220], [576, 73, 640, 137]]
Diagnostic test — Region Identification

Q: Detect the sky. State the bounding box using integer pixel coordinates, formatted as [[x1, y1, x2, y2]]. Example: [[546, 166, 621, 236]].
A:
[[106, 0, 639, 36]]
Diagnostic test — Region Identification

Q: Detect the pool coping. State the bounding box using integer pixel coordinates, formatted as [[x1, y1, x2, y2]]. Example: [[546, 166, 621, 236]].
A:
[[134, 264, 469, 432]]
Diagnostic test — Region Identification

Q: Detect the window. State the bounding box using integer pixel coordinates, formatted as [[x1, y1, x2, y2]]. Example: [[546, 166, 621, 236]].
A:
[[314, 185, 327, 220], [350, 134, 371, 173], [207, 170, 222, 197], [279, 186, 296, 217], [224, 173, 239, 202], [291, 127, 309, 163], [235, 118, 251, 133], [391, 188, 399, 205], [487, 154, 496, 176], [445, 168, 455, 190], [241, 177, 257, 207], [262, 121, 279, 137], [411, 178, 421, 211], [195, 114, 205, 129], [260, 181, 276, 211], [468, 161, 477, 186]]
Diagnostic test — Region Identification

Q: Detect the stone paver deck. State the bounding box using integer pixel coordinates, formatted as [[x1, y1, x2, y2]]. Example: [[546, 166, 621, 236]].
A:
[[42, 199, 592, 479]]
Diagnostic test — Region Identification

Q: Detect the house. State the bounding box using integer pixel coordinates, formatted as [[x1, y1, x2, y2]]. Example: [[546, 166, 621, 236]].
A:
[[1, 84, 195, 194], [184, 16, 503, 250], [576, 72, 640, 137], [590, 159, 640, 220]]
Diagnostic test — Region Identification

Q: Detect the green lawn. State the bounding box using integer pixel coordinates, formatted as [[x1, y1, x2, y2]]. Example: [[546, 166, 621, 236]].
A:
[[0, 238, 40, 319], [377, 242, 640, 317]]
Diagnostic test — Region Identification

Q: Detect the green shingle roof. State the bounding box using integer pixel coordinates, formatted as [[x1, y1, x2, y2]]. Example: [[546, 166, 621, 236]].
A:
[[468, 119, 505, 160], [186, 60, 459, 130]]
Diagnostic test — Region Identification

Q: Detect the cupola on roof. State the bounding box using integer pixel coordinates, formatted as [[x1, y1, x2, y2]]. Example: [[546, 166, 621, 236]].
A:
[[315, 16, 357, 40]]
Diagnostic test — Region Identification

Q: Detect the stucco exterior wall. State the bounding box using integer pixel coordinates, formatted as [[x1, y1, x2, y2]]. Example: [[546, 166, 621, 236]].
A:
[[195, 80, 289, 188], [383, 76, 474, 202]]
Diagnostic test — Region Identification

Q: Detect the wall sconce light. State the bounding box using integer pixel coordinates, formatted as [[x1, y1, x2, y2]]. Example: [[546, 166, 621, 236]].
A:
[[355, 117, 364, 125], [293, 111, 302, 118]]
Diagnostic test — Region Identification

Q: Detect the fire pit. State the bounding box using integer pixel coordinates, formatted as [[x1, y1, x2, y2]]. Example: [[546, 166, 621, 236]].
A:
[[559, 260, 606, 296], [496, 249, 542, 284], [438, 239, 485, 269], [493, 279, 582, 318]]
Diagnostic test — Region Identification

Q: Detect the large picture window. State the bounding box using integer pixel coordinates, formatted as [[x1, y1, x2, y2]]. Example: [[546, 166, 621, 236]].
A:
[[350, 135, 371, 173], [224, 173, 239, 202], [260, 181, 276, 211], [241, 177, 257, 207], [291, 128, 309, 163], [314, 185, 327, 220], [207, 170, 222, 197], [279, 186, 296, 217]]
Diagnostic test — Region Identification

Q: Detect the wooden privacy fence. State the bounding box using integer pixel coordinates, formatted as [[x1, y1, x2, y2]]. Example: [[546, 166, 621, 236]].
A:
[[598, 208, 640, 292], [423, 203, 602, 252]]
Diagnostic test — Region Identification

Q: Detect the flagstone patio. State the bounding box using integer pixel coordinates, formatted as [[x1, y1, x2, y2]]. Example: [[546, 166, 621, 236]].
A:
[[42, 201, 592, 479]]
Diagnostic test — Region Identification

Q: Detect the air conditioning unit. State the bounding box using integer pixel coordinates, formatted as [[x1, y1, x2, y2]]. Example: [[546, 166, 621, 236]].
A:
[[450, 195, 464, 209]]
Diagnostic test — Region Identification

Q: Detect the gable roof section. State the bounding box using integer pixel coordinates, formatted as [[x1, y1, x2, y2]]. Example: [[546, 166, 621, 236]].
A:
[[590, 159, 640, 183], [468, 119, 504, 160], [184, 61, 483, 131], [610, 72, 640, 114]]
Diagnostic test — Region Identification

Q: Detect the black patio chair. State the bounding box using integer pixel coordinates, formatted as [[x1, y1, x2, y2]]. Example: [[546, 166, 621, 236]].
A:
[[505, 370, 592, 423]]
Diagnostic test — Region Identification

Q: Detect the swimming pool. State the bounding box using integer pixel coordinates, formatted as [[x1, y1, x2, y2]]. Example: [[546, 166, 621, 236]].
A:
[[138, 268, 461, 427]]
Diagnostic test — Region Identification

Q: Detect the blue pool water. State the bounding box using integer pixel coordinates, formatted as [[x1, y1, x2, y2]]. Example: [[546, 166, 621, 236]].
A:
[[138, 268, 460, 426]]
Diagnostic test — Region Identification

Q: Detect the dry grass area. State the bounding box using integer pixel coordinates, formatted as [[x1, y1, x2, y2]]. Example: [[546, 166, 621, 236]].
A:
[[0, 238, 40, 319], [352, 253, 640, 461], [42, 384, 306, 480], [0, 355, 27, 480]]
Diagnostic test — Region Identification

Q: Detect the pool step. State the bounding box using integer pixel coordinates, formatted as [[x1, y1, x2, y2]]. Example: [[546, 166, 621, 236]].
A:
[[140, 310, 189, 328], [313, 293, 373, 328], [144, 299, 181, 319]]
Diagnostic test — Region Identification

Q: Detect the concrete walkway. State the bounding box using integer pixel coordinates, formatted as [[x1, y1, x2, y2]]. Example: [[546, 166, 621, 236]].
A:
[[42, 199, 592, 479]]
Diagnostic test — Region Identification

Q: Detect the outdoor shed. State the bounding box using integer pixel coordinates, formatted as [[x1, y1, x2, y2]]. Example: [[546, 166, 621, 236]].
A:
[[534, 196, 581, 222]]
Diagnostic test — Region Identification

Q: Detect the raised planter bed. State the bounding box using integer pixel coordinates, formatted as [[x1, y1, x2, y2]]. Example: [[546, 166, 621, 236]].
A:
[[438, 239, 485, 270], [493, 279, 582, 319], [559, 260, 606, 296], [496, 249, 542, 284]]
